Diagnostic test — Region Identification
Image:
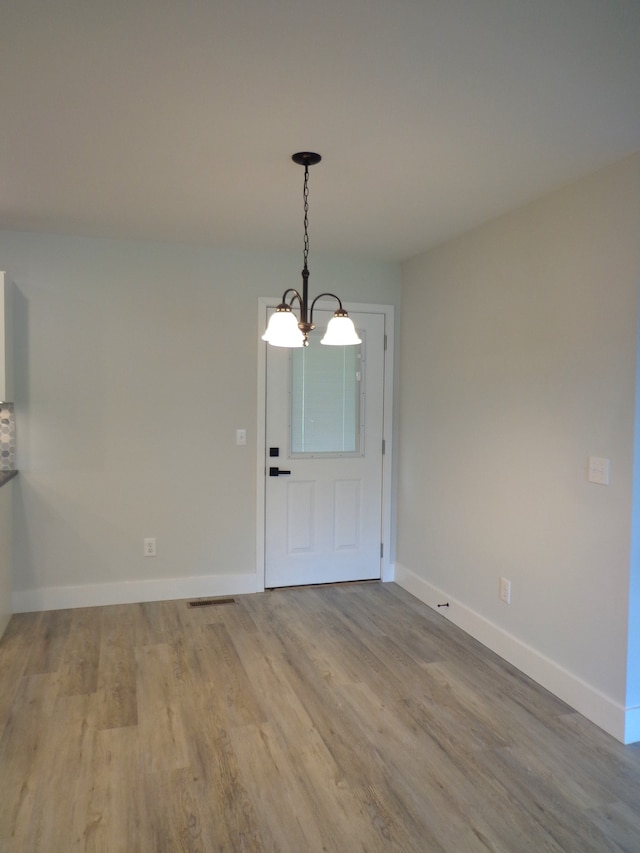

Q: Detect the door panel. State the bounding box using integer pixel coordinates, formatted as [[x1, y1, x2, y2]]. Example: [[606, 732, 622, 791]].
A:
[[334, 480, 361, 551], [287, 481, 315, 553], [265, 308, 385, 588]]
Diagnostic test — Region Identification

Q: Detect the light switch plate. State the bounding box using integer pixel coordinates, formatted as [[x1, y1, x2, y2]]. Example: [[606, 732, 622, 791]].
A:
[[588, 456, 610, 486]]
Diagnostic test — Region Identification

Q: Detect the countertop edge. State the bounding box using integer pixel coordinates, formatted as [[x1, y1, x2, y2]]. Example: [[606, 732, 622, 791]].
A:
[[0, 470, 18, 488]]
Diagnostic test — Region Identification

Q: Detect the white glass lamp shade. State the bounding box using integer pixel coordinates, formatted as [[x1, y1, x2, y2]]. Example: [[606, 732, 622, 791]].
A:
[[320, 314, 362, 346], [262, 306, 305, 347]]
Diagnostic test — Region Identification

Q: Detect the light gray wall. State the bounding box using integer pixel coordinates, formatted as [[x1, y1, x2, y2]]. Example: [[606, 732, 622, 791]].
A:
[[398, 154, 640, 714], [0, 481, 12, 636], [0, 231, 399, 602]]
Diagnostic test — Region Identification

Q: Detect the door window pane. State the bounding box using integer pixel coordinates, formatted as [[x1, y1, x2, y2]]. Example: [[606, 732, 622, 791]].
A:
[[290, 343, 362, 455]]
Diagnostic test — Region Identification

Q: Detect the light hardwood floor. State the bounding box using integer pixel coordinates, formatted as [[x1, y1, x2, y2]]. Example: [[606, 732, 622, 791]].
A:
[[1, 581, 640, 851]]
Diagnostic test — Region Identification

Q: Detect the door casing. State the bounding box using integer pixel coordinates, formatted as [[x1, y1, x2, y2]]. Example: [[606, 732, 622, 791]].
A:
[[256, 298, 395, 591]]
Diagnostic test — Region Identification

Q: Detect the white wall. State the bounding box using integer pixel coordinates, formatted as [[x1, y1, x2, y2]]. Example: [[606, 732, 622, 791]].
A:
[[397, 153, 640, 741], [0, 231, 399, 610], [0, 480, 12, 637]]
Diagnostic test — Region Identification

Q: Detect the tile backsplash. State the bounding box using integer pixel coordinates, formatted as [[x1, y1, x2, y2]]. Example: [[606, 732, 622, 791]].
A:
[[0, 402, 15, 470]]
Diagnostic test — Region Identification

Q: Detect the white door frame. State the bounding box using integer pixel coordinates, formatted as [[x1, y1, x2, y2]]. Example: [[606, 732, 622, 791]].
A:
[[256, 298, 394, 592]]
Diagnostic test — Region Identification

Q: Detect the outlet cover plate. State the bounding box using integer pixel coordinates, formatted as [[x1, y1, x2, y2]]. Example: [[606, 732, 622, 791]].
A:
[[499, 577, 511, 604]]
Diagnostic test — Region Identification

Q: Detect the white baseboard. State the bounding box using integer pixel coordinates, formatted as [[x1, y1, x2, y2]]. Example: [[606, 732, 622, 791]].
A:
[[12, 572, 260, 614], [395, 562, 633, 745], [13, 566, 393, 614]]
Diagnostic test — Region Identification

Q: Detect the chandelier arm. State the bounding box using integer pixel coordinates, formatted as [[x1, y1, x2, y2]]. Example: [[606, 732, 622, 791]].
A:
[[281, 288, 303, 310], [309, 292, 345, 327]]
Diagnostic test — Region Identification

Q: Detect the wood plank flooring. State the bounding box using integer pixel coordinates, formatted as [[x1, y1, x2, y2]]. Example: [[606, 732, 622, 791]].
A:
[[1, 581, 640, 851]]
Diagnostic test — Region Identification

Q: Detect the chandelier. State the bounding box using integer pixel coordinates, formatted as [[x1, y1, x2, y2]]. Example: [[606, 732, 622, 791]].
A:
[[261, 152, 361, 348]]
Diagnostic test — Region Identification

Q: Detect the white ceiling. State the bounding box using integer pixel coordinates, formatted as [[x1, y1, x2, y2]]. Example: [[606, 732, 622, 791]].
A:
[[1, 0, 639, 262]]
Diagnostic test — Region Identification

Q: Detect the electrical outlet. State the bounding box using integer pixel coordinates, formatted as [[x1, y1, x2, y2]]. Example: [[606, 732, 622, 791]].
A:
[[499, 577, 511, 604], [144, 537, 156, 557]]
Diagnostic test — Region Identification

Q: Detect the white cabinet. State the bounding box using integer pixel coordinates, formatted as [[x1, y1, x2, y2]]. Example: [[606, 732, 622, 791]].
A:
[[0, 271, 14, 401]]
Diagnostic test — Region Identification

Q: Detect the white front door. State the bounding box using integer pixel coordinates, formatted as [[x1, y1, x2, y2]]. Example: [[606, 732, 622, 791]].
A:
[[264, 308, 386, 588]]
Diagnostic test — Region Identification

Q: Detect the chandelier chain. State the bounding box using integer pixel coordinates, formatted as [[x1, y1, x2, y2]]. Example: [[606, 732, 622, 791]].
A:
[[303, 166, 310, 269]]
